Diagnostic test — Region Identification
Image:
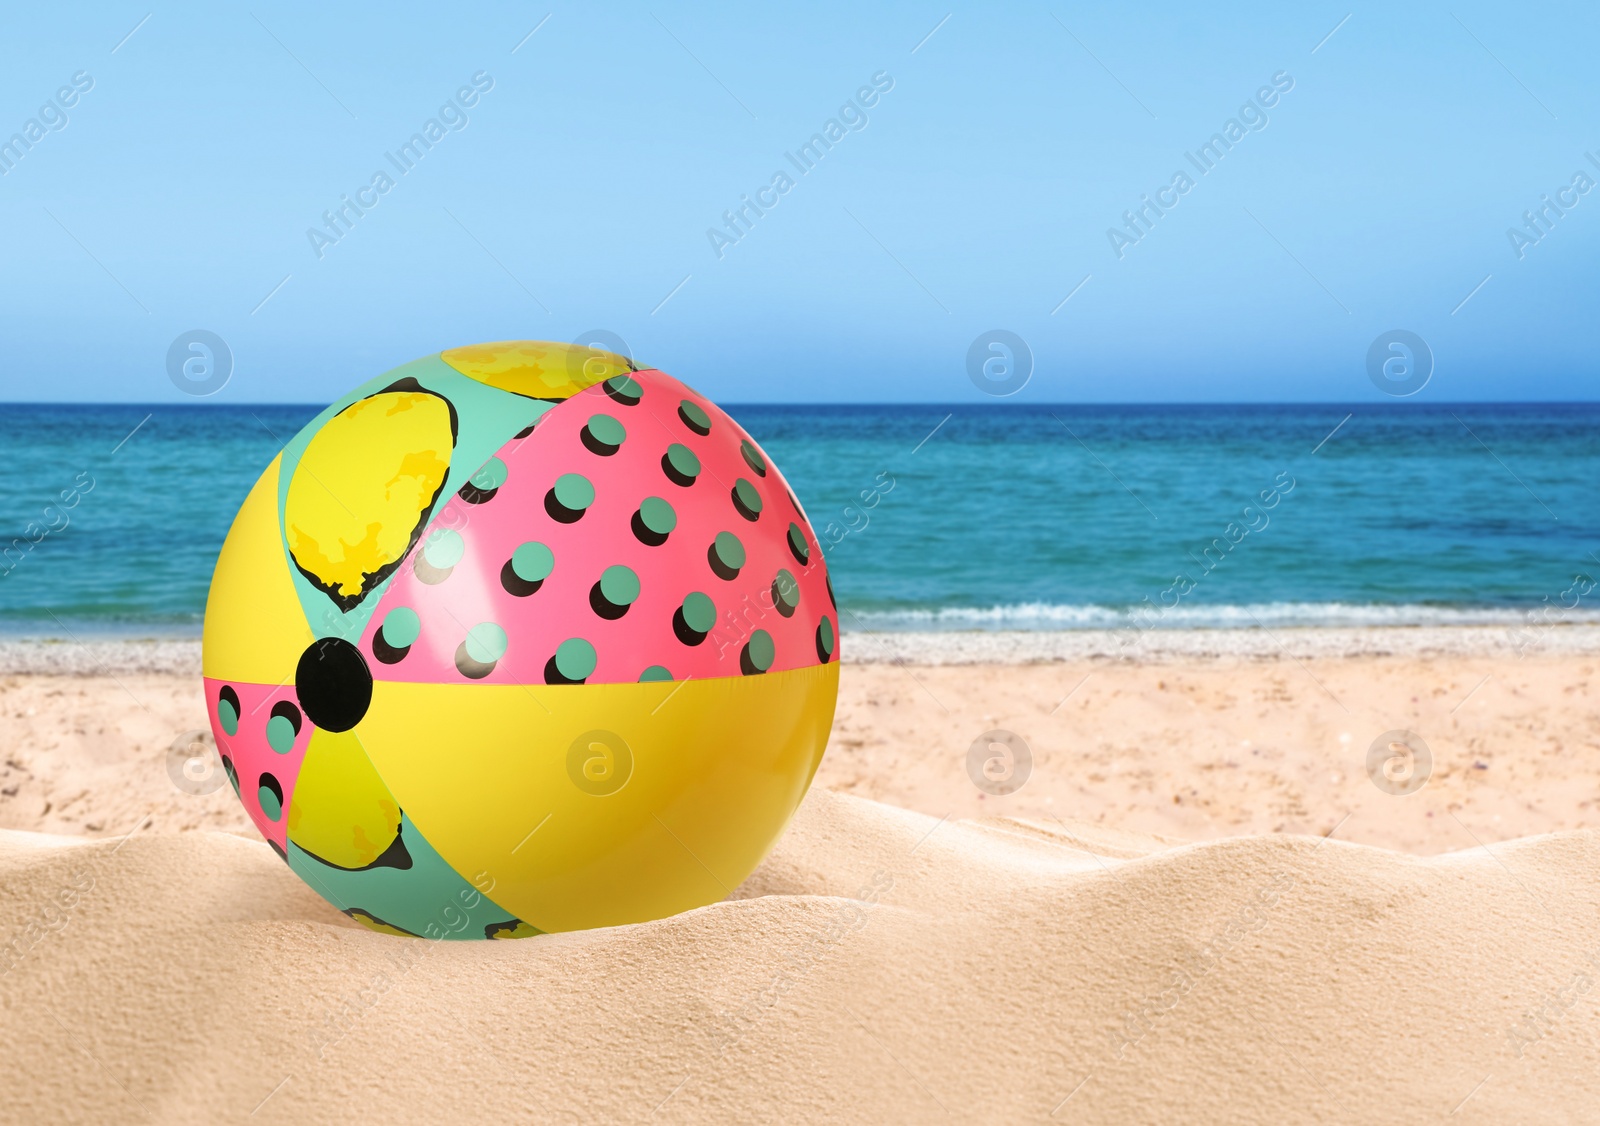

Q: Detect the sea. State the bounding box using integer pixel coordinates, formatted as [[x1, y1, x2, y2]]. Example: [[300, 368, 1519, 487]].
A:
[[1, 402, 1597, 638]]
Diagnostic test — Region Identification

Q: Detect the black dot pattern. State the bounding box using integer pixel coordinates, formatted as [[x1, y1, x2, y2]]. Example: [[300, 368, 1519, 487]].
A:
[[353, 370, 840, 691]]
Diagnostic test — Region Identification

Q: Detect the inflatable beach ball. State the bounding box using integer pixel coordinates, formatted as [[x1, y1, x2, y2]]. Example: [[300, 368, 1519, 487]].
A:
[[202, 341, 838, 938]]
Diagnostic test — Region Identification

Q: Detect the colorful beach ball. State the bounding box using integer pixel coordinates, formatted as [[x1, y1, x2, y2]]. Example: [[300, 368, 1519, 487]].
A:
[[202, 342, 838, 938]]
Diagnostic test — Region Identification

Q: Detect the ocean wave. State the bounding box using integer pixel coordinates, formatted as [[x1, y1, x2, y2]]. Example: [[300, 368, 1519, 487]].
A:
[[845, 602, 1600, 631]]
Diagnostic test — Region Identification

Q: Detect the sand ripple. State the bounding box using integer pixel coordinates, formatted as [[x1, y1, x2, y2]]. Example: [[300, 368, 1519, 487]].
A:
[[3, 788, 1596, 1123]]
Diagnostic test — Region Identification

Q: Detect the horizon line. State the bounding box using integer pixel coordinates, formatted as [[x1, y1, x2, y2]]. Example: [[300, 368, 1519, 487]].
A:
[[4, 398, 1600, 409]]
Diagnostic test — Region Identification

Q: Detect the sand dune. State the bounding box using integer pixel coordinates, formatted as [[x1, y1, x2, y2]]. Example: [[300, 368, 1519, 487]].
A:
[[4, 787, 1597, 1124]]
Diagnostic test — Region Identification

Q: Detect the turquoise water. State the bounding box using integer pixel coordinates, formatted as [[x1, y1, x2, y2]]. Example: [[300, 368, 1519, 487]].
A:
[[1, 403, 1597, 636]]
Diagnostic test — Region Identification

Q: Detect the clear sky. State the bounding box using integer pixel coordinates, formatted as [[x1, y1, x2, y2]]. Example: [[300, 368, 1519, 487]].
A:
[[0, 1, 1595, 404]]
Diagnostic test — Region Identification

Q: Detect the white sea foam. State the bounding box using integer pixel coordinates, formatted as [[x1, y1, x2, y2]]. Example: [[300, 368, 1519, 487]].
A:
[[847, 601, 1600, 631], [5, 606, 1600, 673]]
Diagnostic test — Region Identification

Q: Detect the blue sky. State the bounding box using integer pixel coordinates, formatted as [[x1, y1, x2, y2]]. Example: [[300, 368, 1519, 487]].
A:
[[0, 1, 1595, 404]]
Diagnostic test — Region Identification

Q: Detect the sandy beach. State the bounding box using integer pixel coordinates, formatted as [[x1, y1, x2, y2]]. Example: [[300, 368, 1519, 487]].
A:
[[3, 627, 1600, 1122], [5, 626, 1599, 853]]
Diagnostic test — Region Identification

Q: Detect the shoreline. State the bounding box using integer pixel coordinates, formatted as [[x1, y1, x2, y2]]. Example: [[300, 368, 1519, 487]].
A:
[[3, 622, 1599, 675]]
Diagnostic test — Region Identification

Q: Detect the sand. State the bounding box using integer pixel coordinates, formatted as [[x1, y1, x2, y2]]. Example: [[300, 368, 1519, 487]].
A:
[[5, 791, 1599, 1123], [6, 628, 1599, 854], [3, 630, 1600, 1122]]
